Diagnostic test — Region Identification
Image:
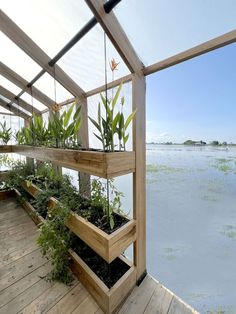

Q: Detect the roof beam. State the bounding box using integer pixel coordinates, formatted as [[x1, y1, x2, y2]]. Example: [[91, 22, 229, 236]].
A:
[[0, 99, 30, 120], [144, 30, 236, 76], [0, 86, 40, 115], [0, 62, 54, 108], [85, 0, 144, 74], [0, 9, 85, 98]]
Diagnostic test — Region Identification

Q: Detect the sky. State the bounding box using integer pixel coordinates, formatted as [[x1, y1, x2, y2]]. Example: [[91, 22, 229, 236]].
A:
[[146, 44, 236, 144]]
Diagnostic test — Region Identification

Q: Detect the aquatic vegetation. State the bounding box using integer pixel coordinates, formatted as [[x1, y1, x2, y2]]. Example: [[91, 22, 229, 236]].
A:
[[212, 158, 235, 174], [146, 164, 184, 174], [221, 225, 236, 240]]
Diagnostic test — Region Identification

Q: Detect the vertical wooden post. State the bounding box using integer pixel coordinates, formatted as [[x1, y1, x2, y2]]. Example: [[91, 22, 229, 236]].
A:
[[132, 73, 146, 282], [76, 96, 90, 197], [24, 119, 34, 168]]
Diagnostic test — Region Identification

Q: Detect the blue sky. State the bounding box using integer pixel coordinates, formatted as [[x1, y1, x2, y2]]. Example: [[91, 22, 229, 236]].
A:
[[146, 44, 236, 144]]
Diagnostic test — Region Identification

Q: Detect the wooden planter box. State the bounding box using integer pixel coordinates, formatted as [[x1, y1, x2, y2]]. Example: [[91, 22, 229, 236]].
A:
[[0, 189, 15, 200], [0, 188, 136, 314], [69, 250, 136, 314], [11, 145, 135, 179], [0, 171, 10, 181], [0, 145, 12, 153], [21, 181, 136, 263]]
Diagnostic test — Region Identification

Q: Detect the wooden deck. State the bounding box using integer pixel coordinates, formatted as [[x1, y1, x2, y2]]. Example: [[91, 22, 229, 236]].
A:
[[0, 197, 199, 314]]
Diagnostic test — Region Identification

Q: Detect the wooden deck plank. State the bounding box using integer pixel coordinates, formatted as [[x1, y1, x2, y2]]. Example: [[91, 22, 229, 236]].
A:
[[20, 279, 78, 314], [0, 262, 51, 308], [47, 283, 89, 314], [71, 294, 100, 314], [118, 275, 157, 314]]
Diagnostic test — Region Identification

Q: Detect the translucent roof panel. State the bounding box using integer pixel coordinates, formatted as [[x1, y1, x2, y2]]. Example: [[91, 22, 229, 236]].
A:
[[0, 75, 22, 95], [1, 0, 93, 58], [0, 95, 11, 103], [58, 24, 130, 91], [0, 33, 42, 81], [12, 103, 32, 116], [0, 105, 12, 114], [115, 0, 236, 65], [34, 73, 73, 103], [20, 93, 47, 111]]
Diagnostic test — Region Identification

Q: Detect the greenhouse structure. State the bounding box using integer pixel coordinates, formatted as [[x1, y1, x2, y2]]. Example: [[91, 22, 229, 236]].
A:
[[0, 0, 235, 313]]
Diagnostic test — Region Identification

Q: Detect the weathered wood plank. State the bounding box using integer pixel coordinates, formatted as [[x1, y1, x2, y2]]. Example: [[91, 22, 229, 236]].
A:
[[72, 294, 100, 314], [47, 283, 89, 314]]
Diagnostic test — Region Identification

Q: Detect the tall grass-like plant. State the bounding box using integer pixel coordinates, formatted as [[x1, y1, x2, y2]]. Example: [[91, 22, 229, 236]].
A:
[[89, 82, 136, 151], [0, 121, 12, 144]]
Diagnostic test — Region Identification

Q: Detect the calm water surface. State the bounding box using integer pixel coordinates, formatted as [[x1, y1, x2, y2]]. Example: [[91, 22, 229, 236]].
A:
[[146, 144, 236, 314]]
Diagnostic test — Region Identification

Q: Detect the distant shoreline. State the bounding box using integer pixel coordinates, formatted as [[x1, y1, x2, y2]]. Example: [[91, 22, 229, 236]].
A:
[[146, 143, 236, 146]]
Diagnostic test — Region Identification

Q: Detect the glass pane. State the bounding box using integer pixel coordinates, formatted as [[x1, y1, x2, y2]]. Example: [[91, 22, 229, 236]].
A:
[[0, 75, 22, 95], [20, 92, 47, 111], [0, 33, 42, 81], [34, 73, 73, 103], [115, 0, 236, 65], [12, 103, 31, 116], [58, 24, 130, 91], [1, 0, 93, 58], [0, 105, 11, 114]]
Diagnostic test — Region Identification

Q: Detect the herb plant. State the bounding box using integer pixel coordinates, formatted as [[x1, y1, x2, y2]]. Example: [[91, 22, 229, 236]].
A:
[[0, 121, 12, 144]]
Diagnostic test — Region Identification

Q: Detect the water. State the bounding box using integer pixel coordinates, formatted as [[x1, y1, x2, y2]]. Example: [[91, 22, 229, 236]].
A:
[[146, 144, 236, 314]]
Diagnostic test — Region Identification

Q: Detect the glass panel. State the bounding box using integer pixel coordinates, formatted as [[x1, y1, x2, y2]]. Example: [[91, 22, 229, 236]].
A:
[[115, 0, 236, 65], [20, 92, 47, 111], [34, 73, 73, 103], [0, 75, 22, 95], [0, 33, 42, 81], [0, 105, 11, 114], [58, 24, 130, 91], [87, 82, 132, 150], [1, 0, 93, 58], [12, 103, 32, 116]]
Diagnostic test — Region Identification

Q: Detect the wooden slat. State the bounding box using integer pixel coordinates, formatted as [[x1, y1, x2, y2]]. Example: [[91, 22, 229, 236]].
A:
[[132, 73, 146, 281], [0, 61, 54, 108], [11, 145, 135, 178], [47, 283, 89, 314], [72, 294, 100, 314], [144, 30, 236, 76], [0, 10, 85, 98], [0, 98, 30, 120], [85, 0, 144, 74], [0, 85, 40, 115]]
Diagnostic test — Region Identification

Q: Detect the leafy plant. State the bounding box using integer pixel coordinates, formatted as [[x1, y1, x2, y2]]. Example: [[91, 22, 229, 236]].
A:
[[37, 203, 73, 284], [0, 121, 12, 144], [89, 82, 136, 151]]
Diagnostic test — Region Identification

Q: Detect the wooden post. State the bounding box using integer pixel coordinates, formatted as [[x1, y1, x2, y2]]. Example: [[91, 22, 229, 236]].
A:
[[76, 96, 90, 197], [132, 73, 146, 282]]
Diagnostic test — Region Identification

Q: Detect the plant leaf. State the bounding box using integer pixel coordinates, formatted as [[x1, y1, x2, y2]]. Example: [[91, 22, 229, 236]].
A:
[[124, 109, 137, 130]]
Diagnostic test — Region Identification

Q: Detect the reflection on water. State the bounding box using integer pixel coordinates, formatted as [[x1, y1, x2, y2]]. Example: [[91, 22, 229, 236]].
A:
[[146, 144, 236, 313]]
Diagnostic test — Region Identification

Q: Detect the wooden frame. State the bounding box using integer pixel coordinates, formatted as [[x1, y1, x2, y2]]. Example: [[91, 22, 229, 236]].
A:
[[0, 99, 30, 120], [0, 145, 12, 153], [10, 145, 135, 178], [70, 251, 136, 314], [21, 181, 136, 263]]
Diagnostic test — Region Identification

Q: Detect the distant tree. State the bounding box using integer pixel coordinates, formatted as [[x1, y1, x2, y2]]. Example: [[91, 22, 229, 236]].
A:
[[184, 140, 196, 145], [222, 141, 227, 146], [211, 141, 219, 146]]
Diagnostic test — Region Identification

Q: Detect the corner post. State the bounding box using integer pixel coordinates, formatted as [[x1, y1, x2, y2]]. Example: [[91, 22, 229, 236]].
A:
[[132, 73, 146, 282]]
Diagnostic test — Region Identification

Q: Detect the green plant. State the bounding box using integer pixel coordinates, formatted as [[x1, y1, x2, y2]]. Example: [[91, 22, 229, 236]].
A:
[[91, 179, 124, 229], [37, 203, 73, 284], [89, 82, 136, 151], [48, 104, 82, 148], [0, 121, 12, 144]]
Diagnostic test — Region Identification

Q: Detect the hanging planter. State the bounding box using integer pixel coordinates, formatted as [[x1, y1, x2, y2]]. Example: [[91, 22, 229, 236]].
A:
[[11, 145, 135, 178], [21, 181, 136, 263]]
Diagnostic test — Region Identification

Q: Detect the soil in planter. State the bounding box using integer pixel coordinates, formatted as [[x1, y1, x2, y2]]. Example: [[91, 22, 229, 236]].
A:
[[30, 178, 129, 234], [71, 236, 130, 289]]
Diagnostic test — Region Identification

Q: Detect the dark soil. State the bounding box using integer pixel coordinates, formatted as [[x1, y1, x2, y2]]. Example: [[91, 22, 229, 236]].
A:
[[71, 236, 130, 289]]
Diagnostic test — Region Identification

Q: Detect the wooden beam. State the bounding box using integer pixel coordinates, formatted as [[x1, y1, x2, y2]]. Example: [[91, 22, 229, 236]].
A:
[[132, 73, 146, 281], [0, 10, 85, 98], [85, 0, 144, 74], [144, 30, 236, 76], [0, 98, 30, 120], [0, 62, 54, 108], [0, 86, 40, 115]]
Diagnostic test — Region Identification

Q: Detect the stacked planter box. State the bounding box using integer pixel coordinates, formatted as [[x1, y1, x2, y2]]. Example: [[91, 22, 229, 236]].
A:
[[0, 145, 137, 313]]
